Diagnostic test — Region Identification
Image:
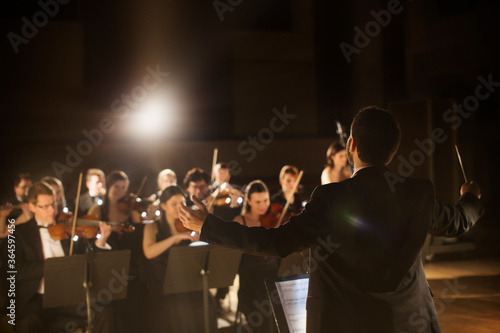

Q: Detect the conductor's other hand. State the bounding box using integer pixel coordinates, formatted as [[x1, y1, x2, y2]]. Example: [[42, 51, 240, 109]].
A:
[[178, 195, 208, 232], [460, 181, 481, 199]]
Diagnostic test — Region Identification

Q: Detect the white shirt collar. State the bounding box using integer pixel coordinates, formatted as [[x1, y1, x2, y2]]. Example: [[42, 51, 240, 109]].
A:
[[352, 165, 373, 177]]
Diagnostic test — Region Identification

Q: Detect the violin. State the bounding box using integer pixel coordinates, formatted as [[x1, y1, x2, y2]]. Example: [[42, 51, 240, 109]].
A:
[[260, 203, 297, 229], [116, 175, 157, 220], [260, 170, 304, 228], [48, 214, 135, 241]]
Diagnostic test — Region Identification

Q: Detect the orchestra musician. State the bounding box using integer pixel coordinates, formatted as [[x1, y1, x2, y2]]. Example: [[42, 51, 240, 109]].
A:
[[142, 185, 217, 332], [209, 162, 243, 220], [320, 141, 352, 185], [179, 106, 484, 333], [75, 168, 106, 217], [148, 168, 177, 204], [15, 181, 113, 333], [3, 173, 33, 227], [183, 168, 210, 208], [40, 176, 70, 217], [271, 165, 304, 216], [232, 180, 280, 333], [88, 170, 145, 333]]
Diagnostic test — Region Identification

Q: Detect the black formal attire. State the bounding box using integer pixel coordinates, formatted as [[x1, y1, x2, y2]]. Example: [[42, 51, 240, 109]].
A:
[[199, 166, 484, 333], [237, 216, 280, 333], [75, 192, 103, 217], [15, 218, 113, 333], [98, 205, 146, 333], [143, 217, 217, 333]]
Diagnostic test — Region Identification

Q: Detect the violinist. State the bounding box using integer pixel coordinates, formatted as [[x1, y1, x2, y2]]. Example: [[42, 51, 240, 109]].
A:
[[15, 181, 113, 333], [2, 173, 33, 226], [88, 170, 145, 333], [271, 165, 304, 215], [183, 167, 210, 208], [75, 168, 106, 217], [321, 141, 352, 185], [209, 162, 243, 220], [142, 185, 214, 332], [148, 168, 177, 204], [40, 176, 70, 217], [87, 170, 141, 225], [233, 180, 280, 333]]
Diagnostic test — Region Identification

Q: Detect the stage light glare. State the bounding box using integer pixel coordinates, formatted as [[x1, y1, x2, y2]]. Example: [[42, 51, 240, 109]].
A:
[[129, 95, 176, 138]]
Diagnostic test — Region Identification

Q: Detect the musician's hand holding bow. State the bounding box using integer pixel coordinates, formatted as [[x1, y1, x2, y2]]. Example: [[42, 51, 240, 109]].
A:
[[96, 222, 112, 248], [178, 195, 208, 232]]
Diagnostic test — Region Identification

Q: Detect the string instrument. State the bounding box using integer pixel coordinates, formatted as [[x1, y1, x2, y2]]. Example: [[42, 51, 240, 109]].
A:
[[260, 170, 304, 228], [117, 175, 148, 214], [48, 214, 135, 241]]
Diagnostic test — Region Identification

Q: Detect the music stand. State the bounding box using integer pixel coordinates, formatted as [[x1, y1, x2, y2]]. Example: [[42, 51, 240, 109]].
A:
[[44, 250, 131, 333], [163, 244, 242, 333], [265, 274, 309, 333]]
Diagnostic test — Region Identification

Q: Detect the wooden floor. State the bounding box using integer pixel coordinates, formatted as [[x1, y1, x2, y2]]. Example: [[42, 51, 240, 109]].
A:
[[424, 255, 500, 333], [2, 255, 499, 332]]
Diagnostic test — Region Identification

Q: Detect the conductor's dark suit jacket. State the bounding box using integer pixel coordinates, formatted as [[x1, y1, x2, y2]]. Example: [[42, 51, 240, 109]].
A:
[[200, 166, 484, 333]]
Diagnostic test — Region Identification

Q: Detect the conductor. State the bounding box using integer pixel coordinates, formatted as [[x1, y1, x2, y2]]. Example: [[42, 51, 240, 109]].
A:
[[178, 106, 484, 333]]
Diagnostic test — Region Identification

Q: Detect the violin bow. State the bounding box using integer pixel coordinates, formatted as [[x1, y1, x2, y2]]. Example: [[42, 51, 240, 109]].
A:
[[211, 148, 218, 183], [206, 172, 230, 212], [454, 145, 468, 183], [69, 172, 84, 256], [276, 170, 304, 227], [136, 175, 148, 197]]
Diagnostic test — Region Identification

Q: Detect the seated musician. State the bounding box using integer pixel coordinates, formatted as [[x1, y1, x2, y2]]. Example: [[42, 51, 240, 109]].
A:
[[15, 181, 113, 333], [183, 168, 210, 208], [148, 168, 177, 204], [209, 162, 243, 220], [142, 185, 217, 332], [88, 170, 146, 333], [75, 168, 106, 217], [41, 176, 70, 218], [2, 173, 33, 227], [234, 180, 280, 333], [320, 140, 352, 185], [270, 165, 304, 215]]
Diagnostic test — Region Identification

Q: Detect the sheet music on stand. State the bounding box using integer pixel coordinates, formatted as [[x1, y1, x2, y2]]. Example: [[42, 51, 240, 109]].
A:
[[274, 274, 309, 333]]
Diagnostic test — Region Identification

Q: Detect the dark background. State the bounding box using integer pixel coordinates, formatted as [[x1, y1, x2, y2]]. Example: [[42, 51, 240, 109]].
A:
[[1, 0, 499, 255]]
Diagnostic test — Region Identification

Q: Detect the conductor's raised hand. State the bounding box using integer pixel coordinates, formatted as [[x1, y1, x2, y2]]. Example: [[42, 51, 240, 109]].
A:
[[460, 181, 481, 199], [178, 195, 208, 232]]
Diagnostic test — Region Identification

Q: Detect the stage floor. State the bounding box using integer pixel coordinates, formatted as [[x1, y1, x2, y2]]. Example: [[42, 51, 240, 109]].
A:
[[424, 256, 500, 333]]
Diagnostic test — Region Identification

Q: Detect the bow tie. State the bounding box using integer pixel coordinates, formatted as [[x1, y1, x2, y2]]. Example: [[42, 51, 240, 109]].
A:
[[38, 225, 50, 229]]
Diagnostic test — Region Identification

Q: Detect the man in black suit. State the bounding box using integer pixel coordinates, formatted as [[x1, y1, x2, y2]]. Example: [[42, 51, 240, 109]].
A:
[[179, 106, 484, 333], [75, 168, 106, 217], [15, 181, 114, 332]]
